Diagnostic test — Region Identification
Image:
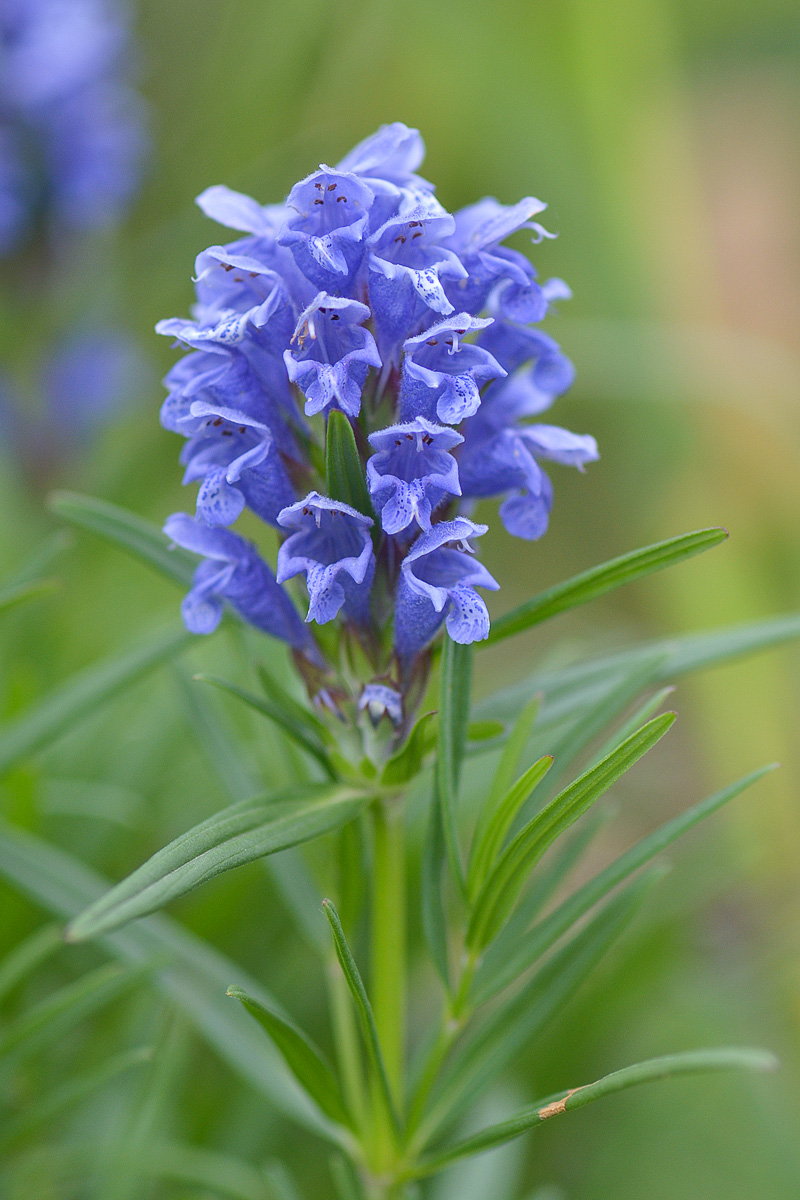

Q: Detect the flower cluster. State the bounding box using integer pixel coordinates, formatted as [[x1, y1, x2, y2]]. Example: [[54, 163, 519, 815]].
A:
[[0, 0, 146, 253], [159, 124, 597, 719]]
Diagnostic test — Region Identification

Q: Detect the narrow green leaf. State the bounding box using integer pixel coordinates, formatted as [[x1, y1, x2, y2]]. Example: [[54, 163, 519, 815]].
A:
[[143, 1142, 275, 1200], [484, 695, 541, 815], [4, 530, 71, 589], [66, 783, 365, 942], [594, 685, 675, 762], [256, 663, 332, 746], [467, 721, 505, 742], [322, 899, 401, 1136], [467, 713, 676, 951], [0, 624, 191, 775], [263, 1160, 308, 1200], [0, 1046, 153, 1150], [467, 756, 554, 902], [382, 711, 437, 786], [325, 410, 376, 521], [0, 820, 337, 1138], [412, 1047, 777, 1176], [416, 873, 658, 1147], [195, 673, 336, 776], [227, 986, 352, 1128], [329, 1152, 366, 1200], [486, 527, 728, 645], [471, 764, 777, 1006], [476, 614, 800, 734], [0, 922, 62, 1004], [0, 577, 58, 616], [48, 491, 197, 586], [421, 794, 450, 987], [436, 639, 473, 891], [0, 962, 144, 1061]]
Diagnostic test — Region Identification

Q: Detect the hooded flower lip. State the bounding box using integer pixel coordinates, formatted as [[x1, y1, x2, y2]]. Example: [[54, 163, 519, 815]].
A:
[[163, 513, 311, 653], [359, 683, 403, 726], [443, 196, 555, 320], [277, 492, 375, 626], [394, 517, 499, 661], [399, 313, 506, 426], [284, 292, 381, 419], [178, 402, 294, 528], [195, 184, 282, 237], [366, 199, 467, 360], [279, 167, 374, 291], [336, 122, 434, 229], [367, 416, 462, 535]]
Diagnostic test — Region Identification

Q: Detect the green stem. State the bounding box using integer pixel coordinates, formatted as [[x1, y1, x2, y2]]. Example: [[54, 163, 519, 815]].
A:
[[371, 797, 406, 1111]]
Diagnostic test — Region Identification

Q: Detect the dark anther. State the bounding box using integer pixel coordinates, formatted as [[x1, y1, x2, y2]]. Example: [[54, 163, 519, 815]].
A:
[[319, 307, 327, 313], [394, 235, 406, 244], [426, 338, 438, 346], [405, 433, 413, 440], [412, 231, 422, 238], [315, 182, 323, 189], [221, 263, 234, 272], [336, 195, 347, 202], [302, 507, 311, 515], [249, 271, 259, 277], [445, 339, 454, 346], [212, 417, 223, 426], [222, 429, 233, 437], [330, 313, 340, 320], [233, 276, 243, 282], [408, 220, 421, 227], [394, 439, 402, 446], [314, 198, 324, 205], [239, 426, 246, 434], [456, 328, 466, 334], [327, 182, 337, 191], [422, 435, 433, 445]]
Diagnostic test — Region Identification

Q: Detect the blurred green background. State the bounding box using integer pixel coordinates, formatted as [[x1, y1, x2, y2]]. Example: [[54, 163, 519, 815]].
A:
[[2, 0, 800, 1196]]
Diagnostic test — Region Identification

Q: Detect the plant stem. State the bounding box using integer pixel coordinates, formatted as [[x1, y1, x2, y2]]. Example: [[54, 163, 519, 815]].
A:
[[371, 796, 406, 1111]]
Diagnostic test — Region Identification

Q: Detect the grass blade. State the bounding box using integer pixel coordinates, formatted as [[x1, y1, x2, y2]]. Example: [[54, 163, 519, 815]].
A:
[[227, 985, 353, 1128], [421, 794, 450, 987], [467, 714, 676, 951], [471, 763, 777, 1005], [0, 819, 338, 1138], [486, 528, 728, 645], [0, 624, 191, 775], [0, 923, 62, 1003], [66, 783, 365, 941], [0, 962, 144, 1061], [0, 577, 58, 616], [0, 1047, 153, 1150], [322, 899, 401, 1136], [48, 491, 197, 587], [412, 1048, 777, 1175]]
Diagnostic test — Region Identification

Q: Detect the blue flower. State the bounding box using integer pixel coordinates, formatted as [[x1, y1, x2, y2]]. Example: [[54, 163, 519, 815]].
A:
[[284, 293, 381, 419], [277, 492, 375, 626], [278, 168, 374, 292], [443, 197, 555, 319], [398, 314, 506, 425], [366, 198, 467, 362], [0, 0, 146, 252], [336, 122, 434, 228], [367, 417, 462, 535], [394, 518, 499, 662], [164, 513, 312, 655], [458, 322, 597, 539], [359, 683, 403, 726]]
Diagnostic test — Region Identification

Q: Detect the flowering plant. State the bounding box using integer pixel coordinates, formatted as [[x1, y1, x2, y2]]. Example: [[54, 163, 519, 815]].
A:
[[9, 123, 783, 1199]]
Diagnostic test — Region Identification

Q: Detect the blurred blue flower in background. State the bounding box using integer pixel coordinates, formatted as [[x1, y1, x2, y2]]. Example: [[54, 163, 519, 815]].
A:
[[0, 0, 146, 253]]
